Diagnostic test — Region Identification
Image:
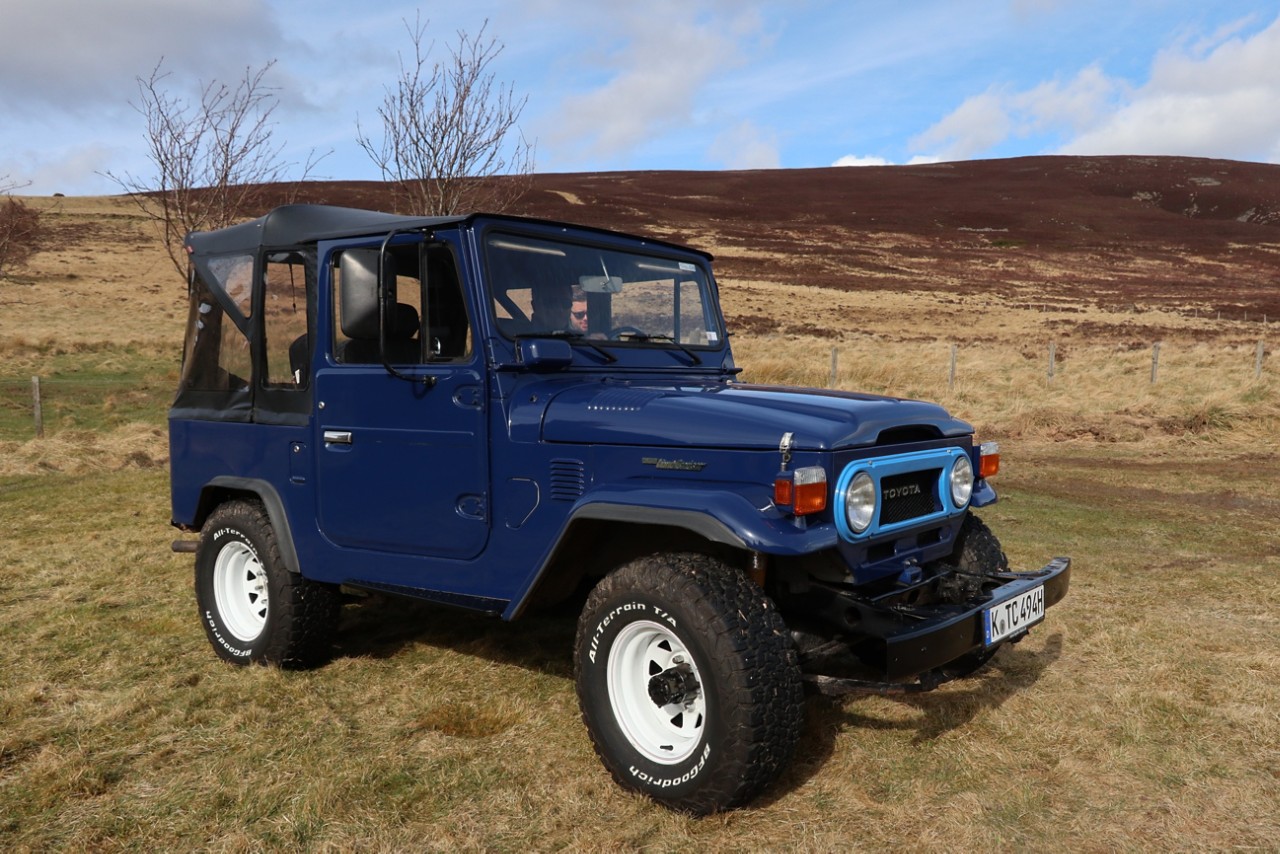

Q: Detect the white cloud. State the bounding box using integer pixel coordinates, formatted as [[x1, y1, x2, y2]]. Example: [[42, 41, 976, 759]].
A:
[[710, 121, 780, 170], [911, 13, 1280, 164], [1060, 15, 1280, 160], [0, 0, 285, 111], [910, 92, 1013, 161], [1012, 65, 1120, 133], [832, 154, 892, 167], [541, 1, 768, 164]]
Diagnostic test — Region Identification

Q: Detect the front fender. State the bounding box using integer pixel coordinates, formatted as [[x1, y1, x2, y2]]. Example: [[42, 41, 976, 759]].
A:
[[568, 487, 838, 554], [503, 486, 836, 619]]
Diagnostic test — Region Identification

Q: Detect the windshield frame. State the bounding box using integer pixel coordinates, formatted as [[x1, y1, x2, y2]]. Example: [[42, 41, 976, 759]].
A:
[[479, 223, 727, 359]]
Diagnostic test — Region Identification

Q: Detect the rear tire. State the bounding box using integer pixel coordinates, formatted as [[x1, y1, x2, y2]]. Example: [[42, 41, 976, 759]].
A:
[[194, 499, 339, 668], [574, 553, 803, 814]]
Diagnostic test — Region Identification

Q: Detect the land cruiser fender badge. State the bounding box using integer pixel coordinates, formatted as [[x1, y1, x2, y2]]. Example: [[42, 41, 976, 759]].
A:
[[641, 457, 708, 472]]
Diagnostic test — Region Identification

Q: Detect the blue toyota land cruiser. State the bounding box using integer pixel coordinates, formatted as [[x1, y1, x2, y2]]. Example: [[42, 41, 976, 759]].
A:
[[169, 204, 1070, 814]]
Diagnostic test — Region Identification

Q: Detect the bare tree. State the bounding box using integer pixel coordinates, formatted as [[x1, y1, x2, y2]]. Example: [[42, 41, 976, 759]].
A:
[[357, 17, 535, 215], [0, 177, 44, 280], [107, 60, 323, 277]]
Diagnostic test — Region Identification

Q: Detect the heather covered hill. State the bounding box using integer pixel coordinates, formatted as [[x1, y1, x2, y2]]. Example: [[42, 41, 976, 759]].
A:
[[512, 156, 1280, 318], [203, 155, 1280, 320]]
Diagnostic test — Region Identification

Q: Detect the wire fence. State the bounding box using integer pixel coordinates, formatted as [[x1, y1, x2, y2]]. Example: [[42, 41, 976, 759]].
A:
[[1, 375, 172, 441], [2, 337, 1272, 441], [822, 339, 1270, 389]]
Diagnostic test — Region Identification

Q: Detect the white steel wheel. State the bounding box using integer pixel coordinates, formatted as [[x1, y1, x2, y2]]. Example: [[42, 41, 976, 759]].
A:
[[195, 500, 340, 668], [212, 540, 269, 642], [607, 619, 707, 765]]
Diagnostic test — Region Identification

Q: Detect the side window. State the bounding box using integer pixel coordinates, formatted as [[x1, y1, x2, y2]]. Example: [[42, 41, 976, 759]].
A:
[[262, 251, 312, 387], [332, 243, 471, 365], [333, 246, 422, 365], [423, 244, 472, 361]]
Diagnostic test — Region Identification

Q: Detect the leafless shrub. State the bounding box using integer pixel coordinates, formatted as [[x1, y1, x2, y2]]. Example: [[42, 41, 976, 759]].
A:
[[106, 60, 324, 278], [0, 177, 44, 280], [357, 17, 535, 216]]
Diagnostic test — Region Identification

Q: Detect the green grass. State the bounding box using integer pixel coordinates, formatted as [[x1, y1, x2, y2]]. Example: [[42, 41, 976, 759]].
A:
[[3, 447, 1279, 849], [0, 342, 175, 439]]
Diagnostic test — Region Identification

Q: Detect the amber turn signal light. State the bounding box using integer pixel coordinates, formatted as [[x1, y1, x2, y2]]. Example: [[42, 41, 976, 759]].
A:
[[979, 442, 1000, 479], [775, 465, 827, 515]]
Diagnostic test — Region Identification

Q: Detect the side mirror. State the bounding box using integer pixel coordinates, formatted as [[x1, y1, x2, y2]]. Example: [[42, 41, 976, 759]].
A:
[[519, 338, 573, 370], [337, 249, 385, 341]]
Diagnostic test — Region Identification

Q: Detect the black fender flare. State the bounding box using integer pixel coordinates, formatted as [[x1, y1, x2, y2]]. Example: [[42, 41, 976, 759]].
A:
[[197, 477, 303, 575], [503, 492, 839, 620]]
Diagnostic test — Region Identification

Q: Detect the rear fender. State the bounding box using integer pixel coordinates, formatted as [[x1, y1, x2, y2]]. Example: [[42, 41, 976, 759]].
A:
[[192, 477, 302, 575]]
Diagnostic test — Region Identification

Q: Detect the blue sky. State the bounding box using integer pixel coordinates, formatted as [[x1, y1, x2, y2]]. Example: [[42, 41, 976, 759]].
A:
[[2, 0, 1279, 195]]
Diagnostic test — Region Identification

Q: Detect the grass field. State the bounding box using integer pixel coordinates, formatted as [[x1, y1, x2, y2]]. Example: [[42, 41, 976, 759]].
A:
[[2, 191, 1279, 849], [2, 446, 1278, 850]]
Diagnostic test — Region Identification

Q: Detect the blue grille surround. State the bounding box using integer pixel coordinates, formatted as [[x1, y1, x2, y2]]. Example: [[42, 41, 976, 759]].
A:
[[834, 447, 972, 541]]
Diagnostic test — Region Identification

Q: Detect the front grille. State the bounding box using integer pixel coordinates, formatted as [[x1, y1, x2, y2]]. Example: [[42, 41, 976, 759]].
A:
[[879, 469, 939, 525]]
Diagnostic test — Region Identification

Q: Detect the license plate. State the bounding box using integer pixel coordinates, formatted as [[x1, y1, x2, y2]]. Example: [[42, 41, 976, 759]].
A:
[[983, 585, 1046, 645]]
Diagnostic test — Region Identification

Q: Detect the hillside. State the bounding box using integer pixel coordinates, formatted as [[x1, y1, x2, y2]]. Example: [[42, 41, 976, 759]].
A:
[[307, 155, 1280, 319], [4, 154, 1278, 454], [9, 154, 1280, 347]]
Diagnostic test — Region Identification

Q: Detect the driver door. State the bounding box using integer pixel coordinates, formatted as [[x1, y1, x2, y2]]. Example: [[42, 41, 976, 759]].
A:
[[313, 237, 488, 560]]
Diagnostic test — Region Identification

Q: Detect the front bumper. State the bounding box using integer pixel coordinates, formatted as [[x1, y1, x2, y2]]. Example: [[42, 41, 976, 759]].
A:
[[805, 556, 1071, 691]]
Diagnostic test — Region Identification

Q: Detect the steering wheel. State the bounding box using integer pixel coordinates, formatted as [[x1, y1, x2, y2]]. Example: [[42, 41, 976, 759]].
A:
[[608, 325, 644, 340]]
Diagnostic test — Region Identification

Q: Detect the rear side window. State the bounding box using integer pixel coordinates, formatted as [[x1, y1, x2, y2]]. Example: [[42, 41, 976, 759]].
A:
[[178, 253, 254, 392], [261, 251, 311, 387]]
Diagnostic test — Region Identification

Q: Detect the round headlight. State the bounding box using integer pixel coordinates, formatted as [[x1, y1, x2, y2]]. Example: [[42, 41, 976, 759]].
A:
[[845, 471, 876, 533], [950, 454, 974, 507]]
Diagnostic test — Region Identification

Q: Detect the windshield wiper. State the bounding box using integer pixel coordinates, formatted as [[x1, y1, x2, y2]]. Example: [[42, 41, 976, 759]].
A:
[[515, 331, 618, 363], [616, 332, 703, 365]]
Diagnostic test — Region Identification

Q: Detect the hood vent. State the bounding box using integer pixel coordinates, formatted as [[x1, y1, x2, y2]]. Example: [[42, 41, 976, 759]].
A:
[[587, 389, 662, 413]]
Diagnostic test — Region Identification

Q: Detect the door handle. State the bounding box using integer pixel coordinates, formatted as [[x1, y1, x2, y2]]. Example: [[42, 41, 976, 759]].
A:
[[323, 430, 353, 445]]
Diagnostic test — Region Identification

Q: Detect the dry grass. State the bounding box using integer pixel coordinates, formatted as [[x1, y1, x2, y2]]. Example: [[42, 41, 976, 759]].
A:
[[2, 451, 1278, 850], [1, 195, 182, 348], [2, 195, 1279, 849], [0, 423, 168, 476], [722, 276, 1279, 451]]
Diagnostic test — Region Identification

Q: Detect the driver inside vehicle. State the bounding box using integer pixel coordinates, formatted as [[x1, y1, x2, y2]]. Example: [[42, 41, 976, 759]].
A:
[[569, 285, 589, 334]]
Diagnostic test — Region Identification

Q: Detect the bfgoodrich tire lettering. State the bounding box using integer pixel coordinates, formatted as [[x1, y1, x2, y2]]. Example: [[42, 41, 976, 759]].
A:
[[574, 553, 803, 814], [194, 499, 339, 668]]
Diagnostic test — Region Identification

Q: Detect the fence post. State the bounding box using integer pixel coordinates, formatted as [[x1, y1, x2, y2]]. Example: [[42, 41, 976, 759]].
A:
[[1257, 340, 1266, 379], [828, 346, 838, 388], [32, 375, 44, 439], [948, 344, 957, 391], [1151, 342, 1161, 384], [1047, 341, 1056, 384]]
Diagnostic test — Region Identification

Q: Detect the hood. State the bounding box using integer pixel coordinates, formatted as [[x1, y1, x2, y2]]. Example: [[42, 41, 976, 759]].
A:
[[540, 382, 971, 450]]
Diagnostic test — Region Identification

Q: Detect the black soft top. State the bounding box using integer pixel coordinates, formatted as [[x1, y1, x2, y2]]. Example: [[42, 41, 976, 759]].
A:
[[184, 204, 713, 261], [184, 205, 468, 255]]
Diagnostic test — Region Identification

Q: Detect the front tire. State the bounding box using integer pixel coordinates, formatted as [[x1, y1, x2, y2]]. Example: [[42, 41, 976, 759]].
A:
[[194, 499, 339, 668], [574, 553, 803, 814], [938, 513, 1012, 678]]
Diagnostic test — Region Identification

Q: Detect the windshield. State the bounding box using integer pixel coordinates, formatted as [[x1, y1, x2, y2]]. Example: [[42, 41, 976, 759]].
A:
[[484, 231, 722, 348]]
